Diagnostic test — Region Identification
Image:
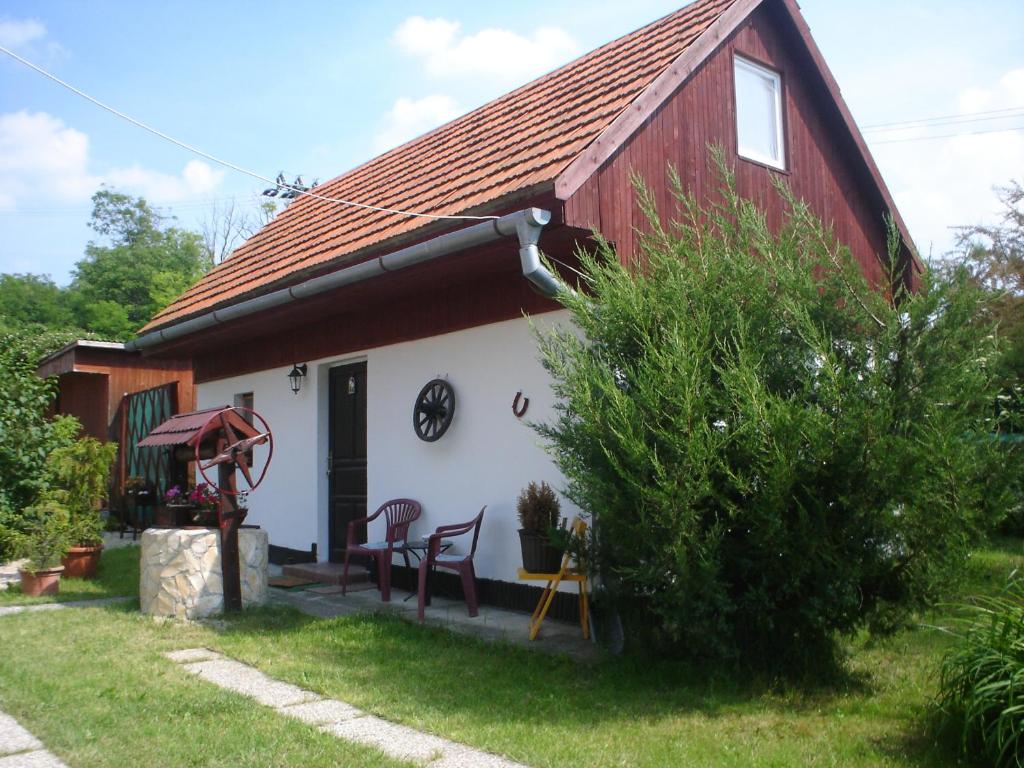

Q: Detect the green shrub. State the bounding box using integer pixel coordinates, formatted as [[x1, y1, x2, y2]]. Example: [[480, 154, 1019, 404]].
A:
[[4, 499, 73, 573], [937, 577, 1024, 766], [534, 163, 1008, 671], [516, 481, 561, 534], [44, 438, 118, 546]]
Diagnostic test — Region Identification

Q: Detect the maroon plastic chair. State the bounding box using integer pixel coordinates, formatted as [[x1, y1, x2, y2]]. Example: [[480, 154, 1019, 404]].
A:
[[342, 498, 421, 602], [417, 506, 486, 621]]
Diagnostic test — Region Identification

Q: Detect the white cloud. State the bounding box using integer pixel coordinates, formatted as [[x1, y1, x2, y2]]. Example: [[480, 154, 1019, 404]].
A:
[[373, 94, 464, 153], [0, 110, 224, 210], [870, 68, 1024, 259], [105, 160, 224, 202], [393, 16, 579, 83], [0, 17, 46, 49], [0, 16, 66, 64]]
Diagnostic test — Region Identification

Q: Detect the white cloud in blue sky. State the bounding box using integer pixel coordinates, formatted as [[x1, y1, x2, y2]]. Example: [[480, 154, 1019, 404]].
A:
[[392, 16, 579, 83], [374, 94, 464, 153], [0, 17, 46, 49], [0, 109, 224, 210]]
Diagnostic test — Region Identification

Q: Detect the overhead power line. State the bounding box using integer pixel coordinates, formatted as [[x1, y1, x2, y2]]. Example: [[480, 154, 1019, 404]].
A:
[[860, 105, 1024, 131], [0, 44, 497, 223], [861, 109, 1024, 134], [869, 125, 1024, 145]]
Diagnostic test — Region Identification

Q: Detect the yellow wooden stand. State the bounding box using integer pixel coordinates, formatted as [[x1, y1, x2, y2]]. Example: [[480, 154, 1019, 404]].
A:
[[516, 518, 589, 641]]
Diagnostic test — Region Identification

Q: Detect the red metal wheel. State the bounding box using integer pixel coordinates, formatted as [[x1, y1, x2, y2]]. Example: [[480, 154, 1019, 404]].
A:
[[193, 406, 274, 496]]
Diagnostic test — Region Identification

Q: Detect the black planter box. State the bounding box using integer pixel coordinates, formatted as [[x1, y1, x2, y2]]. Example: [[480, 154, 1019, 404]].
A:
[[518, 530, 564, 573]]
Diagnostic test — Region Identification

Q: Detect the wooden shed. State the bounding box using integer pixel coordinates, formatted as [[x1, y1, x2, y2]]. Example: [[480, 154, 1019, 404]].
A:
[[37, 340, 194, 441]]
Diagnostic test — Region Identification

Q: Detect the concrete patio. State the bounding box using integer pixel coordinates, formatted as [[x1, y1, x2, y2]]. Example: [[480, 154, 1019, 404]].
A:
[[268, 564, 600, 661]]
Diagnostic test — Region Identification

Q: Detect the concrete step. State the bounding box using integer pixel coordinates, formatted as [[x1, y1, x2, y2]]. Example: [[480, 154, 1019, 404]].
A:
[[282, 561, 369, 586]]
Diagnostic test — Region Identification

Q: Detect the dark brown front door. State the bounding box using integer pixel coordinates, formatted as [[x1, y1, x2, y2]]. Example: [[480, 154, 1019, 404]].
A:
[[328, 362, 367, 562]]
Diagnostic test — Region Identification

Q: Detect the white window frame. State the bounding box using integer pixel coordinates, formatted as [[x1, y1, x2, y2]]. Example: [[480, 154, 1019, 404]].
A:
[[734, 55, 786, 171]]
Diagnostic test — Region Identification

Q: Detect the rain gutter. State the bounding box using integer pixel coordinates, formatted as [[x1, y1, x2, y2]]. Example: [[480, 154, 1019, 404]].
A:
[[127, 207, 563, 352]]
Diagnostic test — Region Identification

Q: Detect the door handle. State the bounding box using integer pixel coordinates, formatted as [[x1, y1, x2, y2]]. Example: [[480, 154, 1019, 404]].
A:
[[326, 451, 332, 476]]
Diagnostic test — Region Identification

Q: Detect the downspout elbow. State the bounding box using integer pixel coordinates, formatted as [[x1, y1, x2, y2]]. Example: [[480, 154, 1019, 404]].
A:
[[504, 207, 570, 299], [519, 243, 565, 298]]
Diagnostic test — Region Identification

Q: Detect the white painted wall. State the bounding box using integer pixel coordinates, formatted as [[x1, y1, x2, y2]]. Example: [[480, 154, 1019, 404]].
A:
[[196, 312, 581, 584]]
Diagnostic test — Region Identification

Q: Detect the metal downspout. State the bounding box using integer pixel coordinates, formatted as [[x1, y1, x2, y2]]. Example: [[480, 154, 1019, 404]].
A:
[[126, 207, 565, 352]]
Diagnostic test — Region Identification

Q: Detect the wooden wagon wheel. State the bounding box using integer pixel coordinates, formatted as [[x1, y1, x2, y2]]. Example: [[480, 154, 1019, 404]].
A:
[[413, 379, 455, 442], [194, 406, 274, 496]]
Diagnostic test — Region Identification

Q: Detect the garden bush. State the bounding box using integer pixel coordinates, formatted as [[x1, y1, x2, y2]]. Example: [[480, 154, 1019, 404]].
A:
[[44, 437, 118, 546], [534, 163, 1009, 671], [0, 329, 83, 556], [937, 577, 1024, 766]]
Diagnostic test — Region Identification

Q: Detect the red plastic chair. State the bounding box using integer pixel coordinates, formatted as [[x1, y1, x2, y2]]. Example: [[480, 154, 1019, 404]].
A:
[[417, 506, 486, 621], [342, 498, 421, 602]]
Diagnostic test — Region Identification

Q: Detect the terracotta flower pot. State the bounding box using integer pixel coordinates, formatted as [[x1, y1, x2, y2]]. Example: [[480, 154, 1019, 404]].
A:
[[62, 544, 103, 579], [519, 530, 564, 573], [19, 566, 64, 597]]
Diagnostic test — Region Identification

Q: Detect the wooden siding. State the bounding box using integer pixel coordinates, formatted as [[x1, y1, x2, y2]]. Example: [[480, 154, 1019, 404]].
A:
[[44, 347, 194, 438], [564, 2, 892, 287], [54, 373, 109, 441], [189, 227, 585, 383]]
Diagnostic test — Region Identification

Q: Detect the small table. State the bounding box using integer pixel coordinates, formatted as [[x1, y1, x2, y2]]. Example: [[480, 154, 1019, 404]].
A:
[[400, 538, 453, 601]]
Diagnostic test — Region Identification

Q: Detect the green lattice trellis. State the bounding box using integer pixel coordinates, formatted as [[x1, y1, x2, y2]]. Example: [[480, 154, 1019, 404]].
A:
[[110, 382, 182, 527]]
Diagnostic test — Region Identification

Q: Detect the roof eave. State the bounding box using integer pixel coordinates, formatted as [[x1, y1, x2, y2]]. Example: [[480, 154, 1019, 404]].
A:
[[139, 181, 557, 338]]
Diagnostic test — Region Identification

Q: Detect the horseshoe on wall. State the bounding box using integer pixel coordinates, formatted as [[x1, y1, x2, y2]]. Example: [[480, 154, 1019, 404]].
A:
[[512, 391, 529, 418]]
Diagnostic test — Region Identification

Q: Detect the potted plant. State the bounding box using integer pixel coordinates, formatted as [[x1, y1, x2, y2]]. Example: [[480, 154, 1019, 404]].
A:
[[163, 483, 220, 526], [11, 500, 73, 597], [517, 481, 565, 573], [187, 483, 220, 526], [46, 438, 118, 579]]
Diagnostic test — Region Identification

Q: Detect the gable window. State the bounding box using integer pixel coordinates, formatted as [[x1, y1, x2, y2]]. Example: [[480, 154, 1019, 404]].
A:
[[734, 55, 785, 170]]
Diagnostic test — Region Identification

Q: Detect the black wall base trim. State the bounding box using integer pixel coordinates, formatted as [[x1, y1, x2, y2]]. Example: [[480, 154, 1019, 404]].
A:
[[269, 542, 317, 565], [384, 565, 583, 624]]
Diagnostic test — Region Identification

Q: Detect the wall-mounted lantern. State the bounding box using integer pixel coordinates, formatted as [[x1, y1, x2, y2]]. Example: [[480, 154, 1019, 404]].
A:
[[287, 363, 308, 395]]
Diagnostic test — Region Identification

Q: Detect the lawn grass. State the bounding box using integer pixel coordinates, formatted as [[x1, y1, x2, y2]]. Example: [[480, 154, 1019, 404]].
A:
[[0, 537, 1020, 767], [0, 545, 140, 606]]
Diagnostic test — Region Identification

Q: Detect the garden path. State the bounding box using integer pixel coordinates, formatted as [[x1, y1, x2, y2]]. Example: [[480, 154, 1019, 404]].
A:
[[165, 648, 528, 768], [0, 597, 131, 618], [0, 710, 68, 767]]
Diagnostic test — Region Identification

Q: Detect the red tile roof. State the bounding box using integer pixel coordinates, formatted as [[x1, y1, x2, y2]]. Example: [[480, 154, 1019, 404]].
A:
[[142, 0, 737, 333]]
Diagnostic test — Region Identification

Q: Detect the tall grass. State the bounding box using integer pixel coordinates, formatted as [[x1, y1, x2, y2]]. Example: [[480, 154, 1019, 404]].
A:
[[937, 575, 1024, 766]]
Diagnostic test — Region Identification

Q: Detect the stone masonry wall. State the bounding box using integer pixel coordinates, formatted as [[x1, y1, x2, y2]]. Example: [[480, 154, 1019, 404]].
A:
[[140, 528, 268, 619]]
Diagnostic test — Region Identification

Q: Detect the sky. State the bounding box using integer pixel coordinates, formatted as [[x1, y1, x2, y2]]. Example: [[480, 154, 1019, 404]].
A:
[[0, 0, 1022, 284]]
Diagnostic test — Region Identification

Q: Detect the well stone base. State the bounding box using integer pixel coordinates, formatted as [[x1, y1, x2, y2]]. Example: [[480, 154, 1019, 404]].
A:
[[140, 527, 268, 619]]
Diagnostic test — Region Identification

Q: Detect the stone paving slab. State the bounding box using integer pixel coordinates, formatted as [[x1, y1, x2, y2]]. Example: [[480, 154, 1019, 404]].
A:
[[320, 716, 452, 763], [0, 712, 42, 755], [166, 648, 529, 768], [0, 710, 68, 768], [164, 647, 223, 664], [0, 751, 69, 768], [278, 699, 364, 725], [180, 659, 321, 708], [431, 745, 529, 768], [0, 596, 133, 618]]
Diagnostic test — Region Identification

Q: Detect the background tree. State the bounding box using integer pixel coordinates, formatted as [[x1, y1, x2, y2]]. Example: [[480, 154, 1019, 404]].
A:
[[0, 274, 75, 331], [67, 188, 210, 339], [951, 181, 1024, 385], [200, 195, 281, 265], [535, 165, 1008, 673], [200, 198, 250, 265]]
